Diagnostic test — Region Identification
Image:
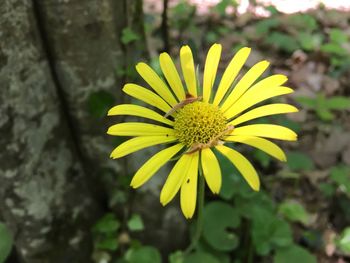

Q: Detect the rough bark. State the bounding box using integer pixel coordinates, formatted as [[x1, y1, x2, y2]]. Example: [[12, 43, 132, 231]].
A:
[[0, 0, 144, 262]]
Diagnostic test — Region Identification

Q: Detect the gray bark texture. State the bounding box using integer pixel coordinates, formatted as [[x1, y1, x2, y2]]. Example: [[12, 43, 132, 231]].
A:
[[0, 0, 145, 262]]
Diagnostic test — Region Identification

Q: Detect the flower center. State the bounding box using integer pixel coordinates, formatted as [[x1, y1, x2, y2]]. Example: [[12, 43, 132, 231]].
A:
[[174, 101, 227, 147]]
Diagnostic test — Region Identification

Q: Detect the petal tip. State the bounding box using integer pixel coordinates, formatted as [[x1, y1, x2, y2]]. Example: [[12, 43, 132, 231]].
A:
[[107, 108, 114, 116], [184, 213, 194, 219]]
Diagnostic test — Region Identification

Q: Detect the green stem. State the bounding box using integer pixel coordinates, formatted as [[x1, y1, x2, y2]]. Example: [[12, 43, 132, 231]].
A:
[[185, 169, 205, 254]]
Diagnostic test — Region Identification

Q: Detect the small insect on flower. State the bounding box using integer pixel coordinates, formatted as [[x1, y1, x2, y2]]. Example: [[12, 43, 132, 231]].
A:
[[107, 43, 298, 219]]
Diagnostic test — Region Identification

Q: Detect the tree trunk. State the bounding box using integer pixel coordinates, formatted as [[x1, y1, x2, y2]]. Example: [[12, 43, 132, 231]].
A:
[[0, 0, 144, 262]]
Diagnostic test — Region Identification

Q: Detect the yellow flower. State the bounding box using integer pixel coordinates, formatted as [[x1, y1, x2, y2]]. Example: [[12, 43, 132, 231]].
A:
[[107, 43, 298, 219]]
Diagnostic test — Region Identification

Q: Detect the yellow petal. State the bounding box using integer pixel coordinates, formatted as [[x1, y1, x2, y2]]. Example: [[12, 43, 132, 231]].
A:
[[201, 148, 221, 194], [180, 45, 197, 96], [203, 43, 222, 102], [231, 124, 297, 141], [130, 144, 184, 188], [216, 145, 260, 191], [180, 152, 199, 219], [110, 135, 177, 159], [224, 86, 294, 120], [220, 60, 270, 112], [136, 62, 178, 106], [160, 153, 198, 206], [230, 103, 298, 126], [107, 122, 174, 136], [108, 104, 174, 126], [213, 47, 251, 106], [123, 83, 172, 114], [225, 135, 287, 161], [159, 52, 186, 101]]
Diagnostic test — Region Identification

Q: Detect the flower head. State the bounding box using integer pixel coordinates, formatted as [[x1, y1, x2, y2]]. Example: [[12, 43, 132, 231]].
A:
[[107, 44, 298, 219]]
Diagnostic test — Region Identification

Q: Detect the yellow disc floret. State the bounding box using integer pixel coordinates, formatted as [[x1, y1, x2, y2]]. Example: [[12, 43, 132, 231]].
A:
[[174, 101, 227, 147]]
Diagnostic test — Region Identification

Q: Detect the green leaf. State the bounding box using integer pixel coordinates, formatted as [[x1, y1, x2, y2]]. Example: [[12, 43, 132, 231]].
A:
[[183, 252, 220, 263], [287, 14, 318, 32], [336, 227, 350, 254], [121, 27, 140, 44], [326, 96, 350, 110], [265, 5, 279, 15], [316, 107, 334, 121], [0, 222, 13, 263], [295, 97, 317, 109], [266, 32, 300, 53], [169, 251, 184, 263], [274, 245, 317, 263], [287, 152, 314, 172], [251, 208, 293, 255], [330, 166, 350, 195], [216, 150, 257, 199], [126, 246, 162, 263], [127, 214, 144, 232], [214, 0, 231, 16], [330, 29, 348, 44], [236, 191, 275, 219], [205, 31, 219, 43], [277, 117, 302, 133], [278, 200, 311, 224], [321, 43, 348, 56], [318, 182, 336, 197], [96, 237, 118, 251], [297, 33, 323, 51], [271, 219, 293, 247], [87, 90, 115, 118], [93, 213, 120, 234], [203, 201, 240, 251], [255, 18, 280, 35], [253, 150, 271, 168]]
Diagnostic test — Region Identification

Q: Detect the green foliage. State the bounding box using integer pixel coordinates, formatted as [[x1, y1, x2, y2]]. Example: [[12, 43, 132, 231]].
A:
[[183, 251, 220, 263], [273, 245, 317, 263], [127, 214, 144, 232], [93, 213, 121, 252], [264, 5, 279, 15], [321, 43, 348, 56], [318, 182, 336, 197], [170, 1, 196, 32], [278, 200, 311, 224], [287, 14, 318, 32], [265, 32, 300, 53], [297, 33, 323, 51], [251, 207, 293, 255], [88, 90, 115, 118], [255, 18, 280, 36], [0, 222, 13, 263], [329, 29, 348, 44], [203, 201, 240, 251], [169, 251, 184, 263], [93, 213, 121, 233], [253, 150, 271, 168], [287, 152, 314, 172], [330, 165, 350, 196], [125, 246, 162, 263], [121, 27, 140, 44], [96, 237, 119, 251], [320, 27, 350, 72], [296, 94, 350, 121], [336, 227, 350, 254], [214, 0, 238, 16]]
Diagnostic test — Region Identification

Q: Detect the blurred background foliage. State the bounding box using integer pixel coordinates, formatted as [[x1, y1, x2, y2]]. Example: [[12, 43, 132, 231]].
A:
[[2, 0, 350, 262]]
